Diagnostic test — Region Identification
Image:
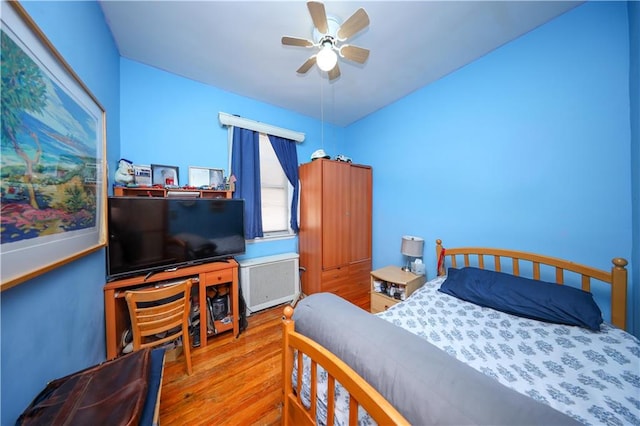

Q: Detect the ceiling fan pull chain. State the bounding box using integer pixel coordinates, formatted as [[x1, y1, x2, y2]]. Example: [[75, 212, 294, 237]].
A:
[[321, 79, 324, 149]]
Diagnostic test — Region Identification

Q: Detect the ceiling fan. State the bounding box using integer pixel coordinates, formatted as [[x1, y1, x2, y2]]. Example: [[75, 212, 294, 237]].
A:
[[281, 1, 370, 81]]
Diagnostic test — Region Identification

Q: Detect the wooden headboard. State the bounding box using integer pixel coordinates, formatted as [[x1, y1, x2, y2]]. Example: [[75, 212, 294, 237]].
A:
[[435, 239, 629, 330]]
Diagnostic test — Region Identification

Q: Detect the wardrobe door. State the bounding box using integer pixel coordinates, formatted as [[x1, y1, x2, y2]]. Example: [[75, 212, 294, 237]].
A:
[[349, 165, 372, 264], [322, 161, 350, 270]]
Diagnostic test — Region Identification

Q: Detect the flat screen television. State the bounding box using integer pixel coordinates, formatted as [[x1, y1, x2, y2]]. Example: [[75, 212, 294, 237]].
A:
[[107, 197, 245, 281]]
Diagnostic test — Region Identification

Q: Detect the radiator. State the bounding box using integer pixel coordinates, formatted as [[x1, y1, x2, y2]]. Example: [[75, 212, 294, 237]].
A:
[[238, 253, 300, 316]]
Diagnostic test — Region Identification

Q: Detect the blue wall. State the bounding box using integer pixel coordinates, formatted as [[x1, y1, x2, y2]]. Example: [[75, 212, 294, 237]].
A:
[[347, 1, 635, 327], [628, 0, 640, 345], [118, 58, 344, 260], [1, 1, 637, 424], [0, 2, 120, 424]]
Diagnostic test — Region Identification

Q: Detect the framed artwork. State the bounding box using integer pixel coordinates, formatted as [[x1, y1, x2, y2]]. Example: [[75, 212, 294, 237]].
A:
[[151, 164, 179, 187], [0, 1, 107, 290], [188, 167, 224, 189]]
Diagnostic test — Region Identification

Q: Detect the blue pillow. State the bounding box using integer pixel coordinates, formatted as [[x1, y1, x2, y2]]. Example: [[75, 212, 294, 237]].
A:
[[438, 267, 603, 331]]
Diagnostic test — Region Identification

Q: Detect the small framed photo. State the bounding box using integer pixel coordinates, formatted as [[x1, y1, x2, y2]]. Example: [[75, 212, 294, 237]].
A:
[[133, 164, 151, 186], [151, 164, 179, 187], [188, 167, 225, 189]]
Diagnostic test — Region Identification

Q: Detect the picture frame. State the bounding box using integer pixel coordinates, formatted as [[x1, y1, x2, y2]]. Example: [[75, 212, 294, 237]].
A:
[[151, 164, 180, 187], [188, 167, 225, 189], [133, 164, 152, 186], [0, 1, 107, 290]]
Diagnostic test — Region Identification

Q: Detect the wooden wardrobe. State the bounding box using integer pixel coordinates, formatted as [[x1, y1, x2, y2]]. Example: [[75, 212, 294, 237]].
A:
[[298, 159, 372, 310]]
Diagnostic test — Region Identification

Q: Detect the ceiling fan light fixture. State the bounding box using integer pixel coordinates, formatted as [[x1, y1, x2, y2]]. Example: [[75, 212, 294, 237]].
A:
[[316, 44, 337, 72], [282, 1, 370, 79]]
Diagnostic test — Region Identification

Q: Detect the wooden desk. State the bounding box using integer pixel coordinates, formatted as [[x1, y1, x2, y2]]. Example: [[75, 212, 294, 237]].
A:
[[104, 260, 239, 359]]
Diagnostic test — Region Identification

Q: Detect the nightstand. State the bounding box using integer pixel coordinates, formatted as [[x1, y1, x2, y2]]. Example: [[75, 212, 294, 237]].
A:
[[370, 266, 426, 313]]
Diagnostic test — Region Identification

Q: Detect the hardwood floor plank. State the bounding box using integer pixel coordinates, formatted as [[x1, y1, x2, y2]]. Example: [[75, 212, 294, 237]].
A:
[[159, 305, 285, 425]]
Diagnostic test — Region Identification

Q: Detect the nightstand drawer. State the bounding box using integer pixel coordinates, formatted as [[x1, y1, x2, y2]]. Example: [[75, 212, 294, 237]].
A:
[[371, 292, 396, 313]]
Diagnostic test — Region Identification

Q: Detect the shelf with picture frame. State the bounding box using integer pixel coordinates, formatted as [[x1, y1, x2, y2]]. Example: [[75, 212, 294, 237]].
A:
[[113, 165, 233, 198], [113, 186, 232, 199]]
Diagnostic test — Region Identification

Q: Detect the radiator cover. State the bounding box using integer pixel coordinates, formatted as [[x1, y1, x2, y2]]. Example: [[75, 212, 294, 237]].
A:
[[238, 253, 300, 315]]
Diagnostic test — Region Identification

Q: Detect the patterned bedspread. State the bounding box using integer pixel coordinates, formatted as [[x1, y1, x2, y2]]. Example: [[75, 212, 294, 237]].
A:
[[377, 275, 640, 426]]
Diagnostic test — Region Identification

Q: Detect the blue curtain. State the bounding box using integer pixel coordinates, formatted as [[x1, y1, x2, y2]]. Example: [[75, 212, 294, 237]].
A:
[[231, 127, 262, 239], [269, 135, 300, 234], [268, 135, 300, 233]]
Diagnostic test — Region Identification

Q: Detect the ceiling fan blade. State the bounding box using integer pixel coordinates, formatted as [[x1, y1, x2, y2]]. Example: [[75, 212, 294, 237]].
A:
[[340, 45, 370, 64], [282, 36, 314, 48], [297, 56, 317, 74], [328, 63, 341, 81], [337, 8, 369, 40], [307, 1, 328, 34]]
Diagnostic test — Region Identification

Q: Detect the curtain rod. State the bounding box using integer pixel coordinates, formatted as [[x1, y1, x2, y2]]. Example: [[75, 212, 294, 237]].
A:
[[218, 112, 305, 143]]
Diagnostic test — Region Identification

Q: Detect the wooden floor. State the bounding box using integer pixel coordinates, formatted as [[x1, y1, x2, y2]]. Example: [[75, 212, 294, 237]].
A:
[[159, 305, 285, 425]]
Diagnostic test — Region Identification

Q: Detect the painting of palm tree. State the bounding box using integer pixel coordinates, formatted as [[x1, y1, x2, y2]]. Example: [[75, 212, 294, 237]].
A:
[[0, 2, 105, 289], [1, 29, 99, 244]]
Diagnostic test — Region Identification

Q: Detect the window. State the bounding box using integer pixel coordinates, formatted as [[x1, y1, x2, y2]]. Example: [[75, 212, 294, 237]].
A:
[[258, 133, 293, 238], [229, 125, 299, 240]]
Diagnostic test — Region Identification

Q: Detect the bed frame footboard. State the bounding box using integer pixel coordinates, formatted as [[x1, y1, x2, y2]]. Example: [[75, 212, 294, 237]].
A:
[[281, 306, 409, 426]]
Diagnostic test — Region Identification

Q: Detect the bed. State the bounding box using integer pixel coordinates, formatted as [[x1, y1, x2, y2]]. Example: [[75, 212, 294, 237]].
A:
[[282, 239, 638, 425]]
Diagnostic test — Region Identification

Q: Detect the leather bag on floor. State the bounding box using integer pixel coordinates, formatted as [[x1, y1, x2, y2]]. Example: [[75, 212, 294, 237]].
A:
[[17, 348, 151, 426]]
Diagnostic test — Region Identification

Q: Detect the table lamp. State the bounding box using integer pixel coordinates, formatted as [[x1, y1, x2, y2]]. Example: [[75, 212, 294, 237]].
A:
[[401, 235, 424, 272]]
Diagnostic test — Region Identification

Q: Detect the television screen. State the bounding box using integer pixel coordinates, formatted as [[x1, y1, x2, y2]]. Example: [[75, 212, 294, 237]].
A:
[[107, 197, 245, 281]]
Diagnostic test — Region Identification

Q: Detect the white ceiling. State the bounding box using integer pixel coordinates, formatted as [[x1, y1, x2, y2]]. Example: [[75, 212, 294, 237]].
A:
[[99, 1, 582, 127]]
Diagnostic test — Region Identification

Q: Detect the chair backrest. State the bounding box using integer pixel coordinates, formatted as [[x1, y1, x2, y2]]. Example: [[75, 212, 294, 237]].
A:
[[125, 279, 193, 359]]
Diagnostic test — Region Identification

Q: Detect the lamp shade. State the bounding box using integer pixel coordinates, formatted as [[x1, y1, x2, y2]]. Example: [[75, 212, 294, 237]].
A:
[[401, 236, 424, 258]]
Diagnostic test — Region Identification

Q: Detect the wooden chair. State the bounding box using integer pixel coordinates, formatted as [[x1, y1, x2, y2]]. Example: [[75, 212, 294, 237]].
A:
[[125, 279, 193, 375]]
